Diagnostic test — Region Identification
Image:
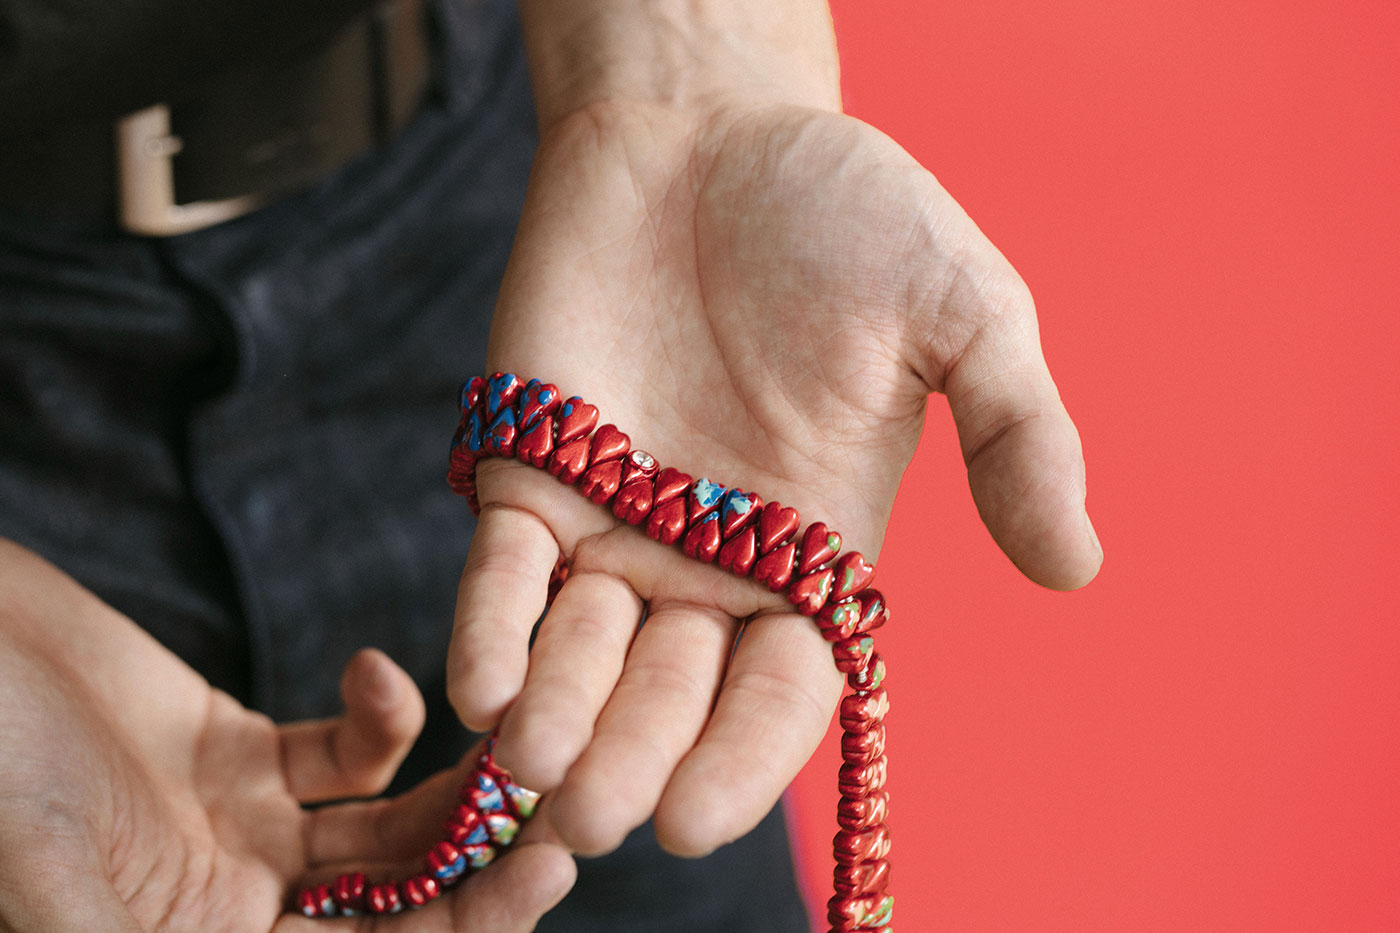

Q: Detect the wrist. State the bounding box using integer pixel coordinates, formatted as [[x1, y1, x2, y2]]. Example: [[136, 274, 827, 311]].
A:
[[517, 0, 841, 134]]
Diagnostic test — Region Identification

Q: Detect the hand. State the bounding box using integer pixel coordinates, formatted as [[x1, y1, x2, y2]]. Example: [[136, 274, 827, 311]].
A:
[[446, 98, 1101, 858], [0, 540, 574, 932]]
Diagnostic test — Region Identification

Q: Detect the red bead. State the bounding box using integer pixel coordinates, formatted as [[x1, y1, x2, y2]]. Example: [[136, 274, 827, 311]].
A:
[[546, 435, 591, 483], [515, 416, 555, 467], [841, 722, 887, 764], [833, 857, 891, 897], [400, 874, 441, 908], [797, 522, 841, 576], [297, 886, 331, 918], [651, 467, 692, 504], [555, 396, 599, 444], [461, 375, 487, 411], [588, 424, 630, 464], [517, 380, 561, 431], [682, 513, 722, 563], [840, 688, 890, 733], [847, 652, 886, 692], [832, 634, 875, 673], [858, 589, 889, 634], [717, 525, 758, 575], [757, 502, 801, 553], [832, 551, 875, 599], [788, 566, 835, 615], [485, 408, 517, 458], [444, 805, 487, 846], [426, 840, 466, 881], [817, 597, 862, 642], [687, 477, 726, 524], [579, 458, 623, 505], [833, 824, 892, 866], [485, 372, 523, 417], [367, 882, 403, 914], [333, 872, 366, 914], [645, 497, 688, 545], [837, 790, 889, 833], [752, 540, 796, 591], [838, 755, 888, 797], [827, 891, 894, 928], [620, 449, 658, 486], [613, 476, 654, 524], [718, 488, 762, 538], [839, 793, 889, 835]]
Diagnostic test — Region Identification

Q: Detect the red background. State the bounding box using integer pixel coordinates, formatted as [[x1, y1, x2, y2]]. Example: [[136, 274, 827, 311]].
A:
[[787, 2, 1400, 929]]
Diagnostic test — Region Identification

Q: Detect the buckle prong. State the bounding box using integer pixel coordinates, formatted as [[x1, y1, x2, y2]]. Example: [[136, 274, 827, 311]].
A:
[[115, 104, 260, 237]]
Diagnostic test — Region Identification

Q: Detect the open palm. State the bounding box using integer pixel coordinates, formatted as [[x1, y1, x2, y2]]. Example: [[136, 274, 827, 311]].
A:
[[0, 541, 573, 932], [448, 102, 1101, 857]]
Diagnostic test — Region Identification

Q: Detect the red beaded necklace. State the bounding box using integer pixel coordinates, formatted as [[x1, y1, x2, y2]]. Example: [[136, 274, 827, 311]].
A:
[[295, 373, 893, 933]]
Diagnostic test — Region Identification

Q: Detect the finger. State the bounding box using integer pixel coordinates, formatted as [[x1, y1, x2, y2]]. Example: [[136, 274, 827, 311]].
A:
[[304, 755, 474, 866], [279, 649, 427, 804], [493, 570, 644, 791], [652, 610, 843, 857], [276, 844, 575, 933], [447, 499, 561, 731], [939, 273, 1102, 590], [446, 842, 576, 932], [546, 601, 735, 855]]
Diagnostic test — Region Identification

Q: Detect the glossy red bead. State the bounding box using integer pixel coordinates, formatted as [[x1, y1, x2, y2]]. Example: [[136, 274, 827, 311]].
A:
[[846, 652, 886, 692], [444, 805, 487, 847], [651, 466, 692, 504], [826, 891, 893, 928], [484, 372, 523, 417], [515, 416, 555, 467], [517, 380, 561, 431], [613, 476, 654, 524], [717, 525, 758, 575], [832, 634, 875, 674], [788, 566, 835, 615], [840, 722, 886, 765], [831, 551, 875, 599], [718, 488, 762, 538], [752, 539, 796, 591], [687, 477, 726, 524], [838, 755, 888, 797], [840, 688, 890, 733], [757, 501, 800, 553], [400, 874, 441, 908], [619, 448, 658, 486], [461, 375, 487, 411], [546, 435, 591, 484], [297, 886, 330, 918], [367, 882, 403, 914], [832, 857, 891, 897], [857, 589, 889, 634], [797, 521, 841, 576], [588, 424, 630, 464], [645, 496, 688, 545], [579, 458, 623, 504], [554, 396, 599, 444], [682, 513, 722, 563], [836, 790, 889, 832], [333, 872, 366, 914], [833, 824, 892, 866], [817, 597, 862, 642]]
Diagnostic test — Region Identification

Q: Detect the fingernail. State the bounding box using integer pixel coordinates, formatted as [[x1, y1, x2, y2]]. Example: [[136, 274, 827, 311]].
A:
[[1086, 516, 1102, 558]]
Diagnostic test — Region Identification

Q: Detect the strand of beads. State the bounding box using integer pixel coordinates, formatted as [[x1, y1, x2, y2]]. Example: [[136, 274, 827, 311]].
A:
[[446, 374, 894, 933], [294, 737, 539, 917]]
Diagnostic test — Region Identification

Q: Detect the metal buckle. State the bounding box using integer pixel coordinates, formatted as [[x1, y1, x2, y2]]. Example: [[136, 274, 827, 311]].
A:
[[115, 104, 261, 237]]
